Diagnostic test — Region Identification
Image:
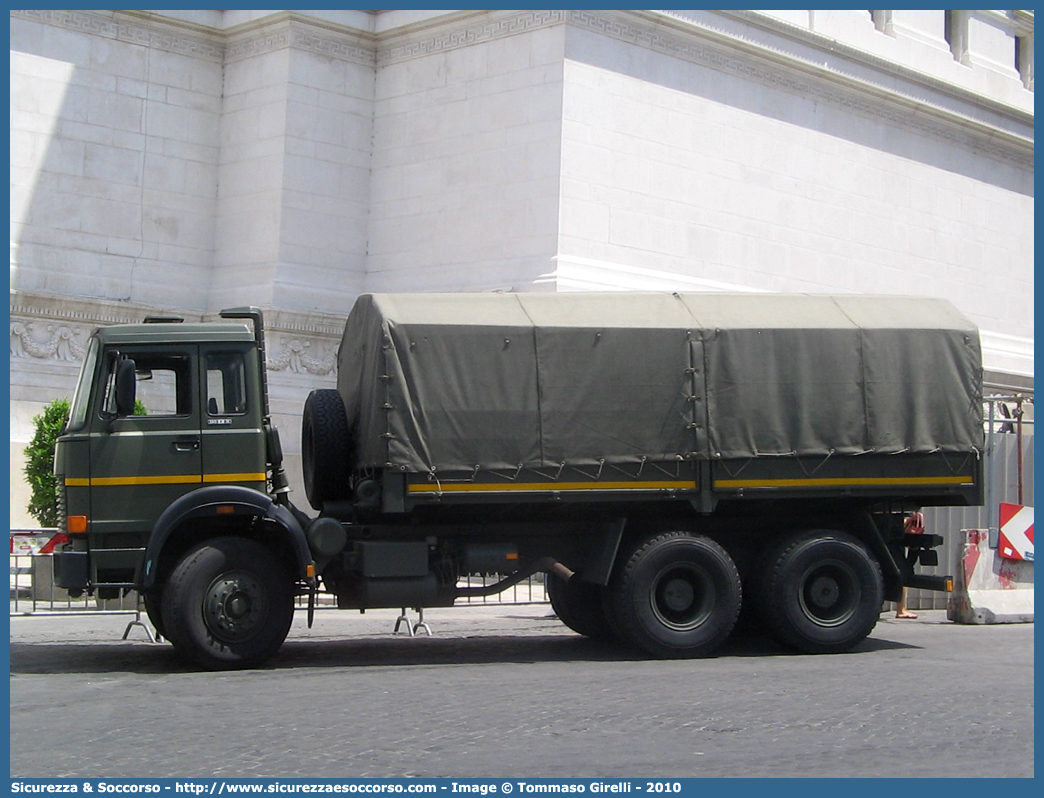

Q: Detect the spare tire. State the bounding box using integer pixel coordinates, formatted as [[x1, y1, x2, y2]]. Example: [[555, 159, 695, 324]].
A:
[[301, 389, 351, 510]]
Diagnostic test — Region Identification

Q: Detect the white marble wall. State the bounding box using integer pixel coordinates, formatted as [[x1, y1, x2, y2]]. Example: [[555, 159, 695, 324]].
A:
[[9, 9, 1034, 525], [10, 11, 223, 311], [367, 12, 567, 293], [211, 20, 374, 312], [556, 15, 1034, 381]]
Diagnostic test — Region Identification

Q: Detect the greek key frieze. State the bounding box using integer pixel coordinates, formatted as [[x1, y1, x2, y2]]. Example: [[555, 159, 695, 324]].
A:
[[377, 10, 568, 65], [226, 20, 374, 66], [11, 9, 224, 62]]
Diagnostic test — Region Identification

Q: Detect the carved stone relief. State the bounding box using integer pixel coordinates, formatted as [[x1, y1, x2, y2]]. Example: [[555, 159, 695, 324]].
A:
[[10, 321, 87, 362], [10, 297, 342, 382], [266, 336, 337, 376]]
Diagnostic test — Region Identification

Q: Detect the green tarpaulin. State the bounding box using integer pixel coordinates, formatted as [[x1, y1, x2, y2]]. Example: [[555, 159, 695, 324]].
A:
[[336, 293, 983, 472]]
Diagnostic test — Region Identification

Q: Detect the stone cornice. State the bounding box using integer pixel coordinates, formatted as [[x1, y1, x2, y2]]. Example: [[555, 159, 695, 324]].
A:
[[11, 9, 225, 62], [711, 10, 1033, 127], [1010, 10, 1034, 32], [9, 292, 344, 377], [224, 13, 376, 67], [376, 9, 567, 66], [12, 9, 1033, 133], [9, 291, 171, 328], [10, 8, 377, 68], [597, 9, 1033, 170]]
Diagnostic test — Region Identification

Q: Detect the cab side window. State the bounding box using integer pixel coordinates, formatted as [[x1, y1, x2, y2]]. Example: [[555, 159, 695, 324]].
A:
[[206, 352, 248, 416], [103, 352, 192, 417]]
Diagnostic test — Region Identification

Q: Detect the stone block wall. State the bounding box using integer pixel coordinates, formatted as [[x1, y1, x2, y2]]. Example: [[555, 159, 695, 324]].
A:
[[368, 12, 568, 293], [11, 11, 223, 311], [212, 20, 375, 312]]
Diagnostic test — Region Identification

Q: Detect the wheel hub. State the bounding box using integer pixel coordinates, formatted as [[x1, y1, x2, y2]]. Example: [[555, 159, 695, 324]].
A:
[[651, 565, 714, 631], [662, 578, 695, 612], [799, 560, 858, 627], [204, 570, 268, 643], [808, 575, 840, 609]]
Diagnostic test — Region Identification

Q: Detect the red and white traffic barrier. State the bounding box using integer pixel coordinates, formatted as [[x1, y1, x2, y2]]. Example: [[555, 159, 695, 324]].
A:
[[998, 503, 1034, 562], [948, 505, 1034, 624]]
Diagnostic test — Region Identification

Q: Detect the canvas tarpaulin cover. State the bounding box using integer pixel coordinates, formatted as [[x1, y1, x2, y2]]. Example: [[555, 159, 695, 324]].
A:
[[336, 293, 982, 473]]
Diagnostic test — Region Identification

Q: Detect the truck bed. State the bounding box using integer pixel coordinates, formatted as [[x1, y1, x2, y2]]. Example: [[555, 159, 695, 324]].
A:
[[336, 292, 983, 508]]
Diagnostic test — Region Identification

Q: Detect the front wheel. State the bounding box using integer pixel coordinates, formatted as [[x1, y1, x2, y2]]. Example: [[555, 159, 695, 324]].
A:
[[758, 531, 883, 654], [161, 537, 295, 670], [605, 532, 741, 658], [142, 588, 167, 642]]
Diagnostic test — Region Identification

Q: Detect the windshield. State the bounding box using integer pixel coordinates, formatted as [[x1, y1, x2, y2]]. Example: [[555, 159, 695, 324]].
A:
[[66, 336, 99, 433]]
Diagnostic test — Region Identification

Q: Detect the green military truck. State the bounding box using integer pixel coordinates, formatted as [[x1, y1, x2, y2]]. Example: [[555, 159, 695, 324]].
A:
[[53, 292, 984, 669]]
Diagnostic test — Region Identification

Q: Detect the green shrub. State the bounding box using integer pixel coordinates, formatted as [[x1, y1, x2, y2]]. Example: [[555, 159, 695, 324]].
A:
[[23, 398, 70, 528], [22, 396, 148, 527]]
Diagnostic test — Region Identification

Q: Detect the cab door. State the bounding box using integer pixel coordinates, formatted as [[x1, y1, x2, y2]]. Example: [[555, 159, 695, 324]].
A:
[[88, 345, 202, 552], [199, 344, 267, 491]]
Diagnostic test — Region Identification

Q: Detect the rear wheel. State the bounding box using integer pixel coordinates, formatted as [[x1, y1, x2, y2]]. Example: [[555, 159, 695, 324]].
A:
[[161, 537, 295, 670], [606, 532, 741, 658], [758, 530, 883, 653], [546, 573, 616, 642]]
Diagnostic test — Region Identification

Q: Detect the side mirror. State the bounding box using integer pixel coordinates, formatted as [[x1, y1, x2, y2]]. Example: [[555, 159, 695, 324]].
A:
[[114, 357, 137, 417]]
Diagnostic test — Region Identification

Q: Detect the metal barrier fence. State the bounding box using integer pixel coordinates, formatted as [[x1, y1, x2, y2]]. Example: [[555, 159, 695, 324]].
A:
[[10, 528, 143, 617], [9, 534, 549, 618], [10, 539, 142, 619]]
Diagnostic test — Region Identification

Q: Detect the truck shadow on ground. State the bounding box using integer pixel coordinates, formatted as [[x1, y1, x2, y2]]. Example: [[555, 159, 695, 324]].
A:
[[9, 631, 919, 676]]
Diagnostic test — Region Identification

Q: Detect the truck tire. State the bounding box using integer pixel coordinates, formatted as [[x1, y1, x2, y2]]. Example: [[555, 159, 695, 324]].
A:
[[143, 588, 167, 642], [546, 573, 616, 642], [606, 532, 741, 658], [161, 537, 295, 670], [758, 530, 883, 654], [302, 389, 351, 510]]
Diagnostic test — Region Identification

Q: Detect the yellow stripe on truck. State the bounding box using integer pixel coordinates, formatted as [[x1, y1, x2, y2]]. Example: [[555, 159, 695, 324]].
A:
[[409, 480, 696, 494], [203, 473, 267, 483], [66, 473, 265, 487], [714, 475, 974, 489], [409, 475, 972, 494]]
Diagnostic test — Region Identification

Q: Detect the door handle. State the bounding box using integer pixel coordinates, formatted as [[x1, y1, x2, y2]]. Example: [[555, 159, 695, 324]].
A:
[[173, 438, 200, 452]]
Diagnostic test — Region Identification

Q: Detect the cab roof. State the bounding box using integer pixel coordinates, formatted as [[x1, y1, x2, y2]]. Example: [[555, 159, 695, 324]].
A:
[[94, 321, 254, 345]]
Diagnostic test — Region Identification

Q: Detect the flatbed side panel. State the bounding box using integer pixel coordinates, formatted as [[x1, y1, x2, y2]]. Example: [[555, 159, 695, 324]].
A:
[[401, 462, 699, 508], [709, 451, 983, 505], [395, 450, 982, 508]]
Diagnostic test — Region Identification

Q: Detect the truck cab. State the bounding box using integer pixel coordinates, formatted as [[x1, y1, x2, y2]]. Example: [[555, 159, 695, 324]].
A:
[[54, 312, 280, 598]]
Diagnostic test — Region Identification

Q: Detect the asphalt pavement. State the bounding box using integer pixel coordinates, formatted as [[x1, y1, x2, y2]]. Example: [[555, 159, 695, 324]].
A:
[[9, 605, 1035, 779]]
